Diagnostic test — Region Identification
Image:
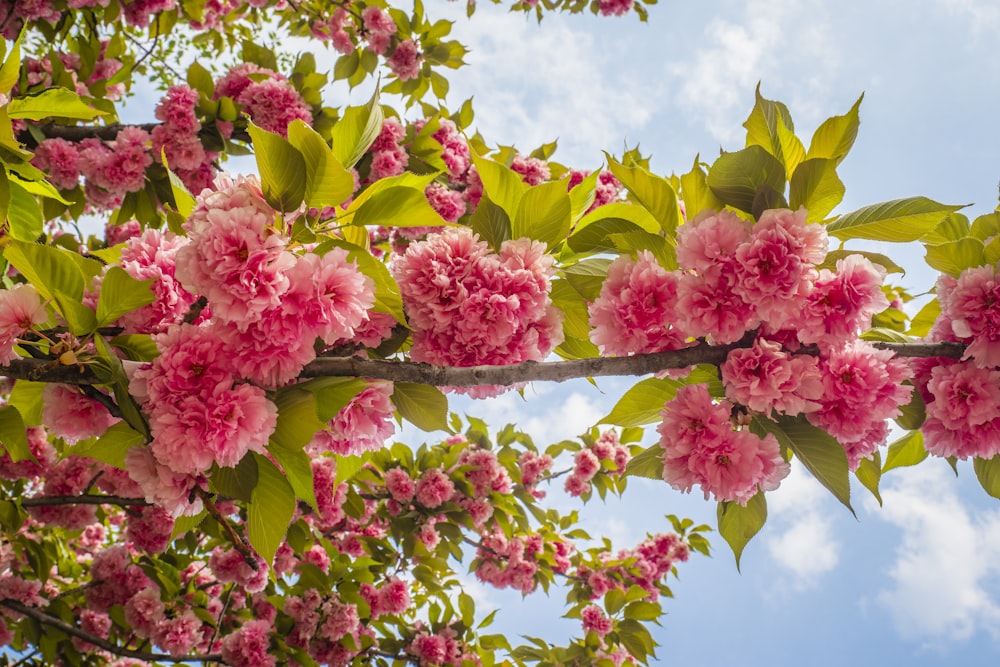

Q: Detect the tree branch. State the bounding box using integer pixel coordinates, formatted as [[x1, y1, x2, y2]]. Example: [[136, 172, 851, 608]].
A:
[[0, 340, 966, 388], [0, 600, 224, 663], [18, 494, 150, 508], [20, 123, 160, 142]]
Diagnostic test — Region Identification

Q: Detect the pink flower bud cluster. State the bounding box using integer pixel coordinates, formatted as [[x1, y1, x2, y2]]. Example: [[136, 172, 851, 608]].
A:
[[564, 430, 630, 497], [362, 5, 398, 55], [474, 530, 546, 593], [284, 589, 366, 663], [387, 38, 423, 81], [510, 154, 551, 186], [579, 532, 689, 601], [214, 63, 313, 138], [369, 117, 410, 181], [518, 450, 554, 498], [391, 227, 564, 398]]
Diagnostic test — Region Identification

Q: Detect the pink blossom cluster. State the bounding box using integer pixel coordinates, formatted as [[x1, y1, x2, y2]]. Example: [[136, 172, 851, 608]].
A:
[[517, 450, 554, 498], [425, 181, 467, 222], [128, 323, 277, 486], [0, 426, 55, 481], [40, 384, 119, 443], [567, 168, 623, 212], [720, 337, 824, 416], [657, 383, 789, 504], [408, 626, 480, 667], [388, 38, 423, 81], [174, 175, 374, 387], [910, 266, 1000, 458], [214, 63, 313, 138], [369, 117, 410, 181], [510, 154, 551, 185], [579, 532, 689, 601], [433, 119, 473, 179], [284, 589, 366, 663], [0, 0, 59, 39], [598, 0, 634, 16], [120, 0, 178, 27], [361, 5, 398, 54], [115, 228, 202, 334], [310, 6, 357, 53], [308, 381, 396, 456], [564, 430, 630, 497], [32, 127, 152, 207], [152, 85, 217, 194], [21, 45, 125, 100], [391, 227, 563, 397], [474, 531, 544, 593]]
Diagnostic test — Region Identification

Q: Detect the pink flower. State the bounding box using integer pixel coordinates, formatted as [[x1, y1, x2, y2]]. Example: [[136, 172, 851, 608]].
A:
[[384, 467, 416, 503], [41, 384, 120, 443], [581, 604, 613, 637], [152, 609, 203, 656], [720, 338, 823, 415], [124, 446, 206, 517], [415, 467, 455, 508], [733, 207, 826, 328], [125, 505, 176, 554], [798, 255, 889, 348], [238, 79, 313, 138], [926, 362, 1000, 429], [0, 284, 48, 363], [657, 384, 789, 504], [387, 39, 422, 80], [510, 154, 550, 185], [175, 175, 296, 325], [209, 546, 269, 593], [309, 382, 395, 456], [598, 0, 633, 15], [425, 182, 467, 222], [124, 587, 165, 639], [117, 228, 199, 334], [941, 264, 1000, 367], [589, 250, 687, 356], [675, 209, 751, 276], [31, 138, 81, 190], [807, 341, 912, 468], [675, 271, 758, 344], [214, 62, 282, 102], [221, 620, 276, 667], [284, 249, 375, 346]]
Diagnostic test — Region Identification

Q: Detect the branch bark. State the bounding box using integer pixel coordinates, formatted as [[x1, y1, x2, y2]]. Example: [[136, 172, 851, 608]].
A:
[[0, 340, 966, 388], [18, 494, 150, 508], [0, 600, 225, 664]]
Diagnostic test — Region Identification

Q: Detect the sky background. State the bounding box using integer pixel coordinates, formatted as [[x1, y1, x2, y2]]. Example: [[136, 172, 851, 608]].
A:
[[382, 1, 1000, 665]]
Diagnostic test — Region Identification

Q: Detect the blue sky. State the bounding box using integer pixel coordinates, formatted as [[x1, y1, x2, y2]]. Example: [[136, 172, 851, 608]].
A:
[[384, 1, 1000, 665]]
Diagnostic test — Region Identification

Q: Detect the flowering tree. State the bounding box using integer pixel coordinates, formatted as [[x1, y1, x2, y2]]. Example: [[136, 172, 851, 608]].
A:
[[0, 0, 997, 664]]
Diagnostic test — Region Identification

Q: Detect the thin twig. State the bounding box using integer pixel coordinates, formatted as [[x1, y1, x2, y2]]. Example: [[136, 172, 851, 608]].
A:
[[198, 489, 260, 571], [0, 600, 224, 663]]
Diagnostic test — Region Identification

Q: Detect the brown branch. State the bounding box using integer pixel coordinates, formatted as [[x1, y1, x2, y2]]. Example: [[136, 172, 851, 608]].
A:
[[0, 600, 225, 663], [18, 494, 150, 508], [0, 340, 968, 388], [199, 490, 260, 571], [20, 123, 160, 142]]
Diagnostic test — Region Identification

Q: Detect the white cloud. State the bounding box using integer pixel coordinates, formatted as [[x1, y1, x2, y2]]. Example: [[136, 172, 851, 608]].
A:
[[440, 7, 658, 166], [667, 0, 839, 143], [933, 0, 1000, 35], [875, 463, 1000, 645], [763, 465, 841, 589]]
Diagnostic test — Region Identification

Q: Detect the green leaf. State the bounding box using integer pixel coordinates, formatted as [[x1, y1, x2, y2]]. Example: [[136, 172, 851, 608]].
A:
[[267, 440, 317, 510], [301, 377, 369, 422], [679, 156, 723, 221], [752, 414, 853, 514], [0, 405, 30, 462], [471, 153, 525, 219], [854, 451, 882, 506], [186, 60, 215, 97], [973, 455, 1000, 499], [8, 381, 45, 426], [110, 334, 159, 362], [599, 371, 721, 426], [72, 421, 145, 469], [347, 184, 444, 229], [212, 454, 259, 502], [882, 430, 928, 473], [624, 444, 664, 480], [717, 492, 766, 570], [820, 249, 905, 275], [706, 145, 787, 217], [164, 163, 196, 218], [806, 94, 862, 165], [392, 382, 449, 432], [248, 452, 296, 567], [743, 86, 805, 175], [923, 238, 985, 278], [93, 335, 149, 438], [469, 194, 512, 249], [3, 239, 99, 335], [6, 180, 44, 242], [330, 88, 384, 169], [96, 266, 155, 327], [513, 180, 572, 248], [827, 197, 964, 242], [605, 155, 680, 236], [287, 119, 355, 209], [0, 30, 22, 95], [7, 88, 106, 121], [272, 389, 328, 450], [789, 158, 845, 222], [894, 385, 925, 430], [333, 453, 369, 486], [248, 121, 307, 213]]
